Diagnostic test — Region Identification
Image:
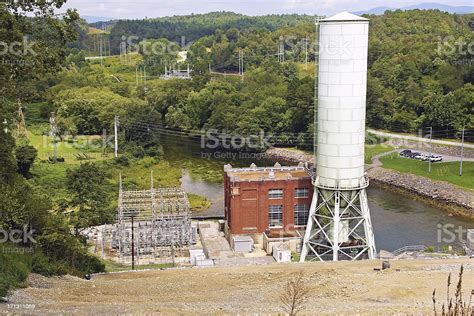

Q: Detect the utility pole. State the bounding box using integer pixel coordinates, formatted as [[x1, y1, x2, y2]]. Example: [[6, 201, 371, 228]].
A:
[[101, 225, 105, 258], [114, 115, 119, 158], [238, 50, 241, 75], [277, 44, 281, 63], [131, 215, 135, 270], [241, 51, 244, 80], [428, 126, 433, 173], [99, 35, 103, 67], [238, 50, 244, 79], [135, 66, 138, 86], [144, 65, 147, 84], [305, 37, 308, 70], [460, 128, 465, 176], [16, 100, 28, 140], [278, 42, 285, 63], [282, 42, 285, 62], [50, 112, 58, 163], [3, 118, 8, 134]]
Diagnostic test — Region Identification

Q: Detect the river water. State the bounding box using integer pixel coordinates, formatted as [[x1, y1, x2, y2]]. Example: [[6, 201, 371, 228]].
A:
[[161, 135, 474, 252]]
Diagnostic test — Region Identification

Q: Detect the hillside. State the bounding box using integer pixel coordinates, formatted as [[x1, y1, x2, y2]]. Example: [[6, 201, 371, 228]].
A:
[[354, 3, 474, 15], [4, 259, 473, 314]]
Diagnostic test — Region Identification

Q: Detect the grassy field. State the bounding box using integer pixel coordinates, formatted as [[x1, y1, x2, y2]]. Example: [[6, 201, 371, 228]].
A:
[[365, 143, 394, 164], [26, 122, 210, 211], [380, 153, 473, 190], [28, 132, 112, 165]]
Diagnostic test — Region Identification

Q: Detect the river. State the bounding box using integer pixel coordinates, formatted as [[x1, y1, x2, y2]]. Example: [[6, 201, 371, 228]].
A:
[[160, 134, 474, 252]]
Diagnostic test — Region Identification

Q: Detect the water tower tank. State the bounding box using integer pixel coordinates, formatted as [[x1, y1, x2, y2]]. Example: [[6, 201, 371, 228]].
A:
[[316, 12, 369, 189]]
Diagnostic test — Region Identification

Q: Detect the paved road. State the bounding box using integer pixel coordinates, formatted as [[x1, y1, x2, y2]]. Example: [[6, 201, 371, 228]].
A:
[[367, 129, 474, 149]]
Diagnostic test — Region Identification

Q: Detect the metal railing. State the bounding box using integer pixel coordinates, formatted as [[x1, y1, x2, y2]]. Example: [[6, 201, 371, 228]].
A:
[[313, 176, 370, 191], [391, 245, 427, 256]]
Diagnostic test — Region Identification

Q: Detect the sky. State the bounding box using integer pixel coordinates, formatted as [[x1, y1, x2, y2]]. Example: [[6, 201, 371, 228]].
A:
[[60, 0, 473, 19]]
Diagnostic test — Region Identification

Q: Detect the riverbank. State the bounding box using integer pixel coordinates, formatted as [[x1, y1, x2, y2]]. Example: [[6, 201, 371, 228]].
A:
[[367, 167, 474, 218], [265, 147, 474, 217], [3, 259, 472, 314]]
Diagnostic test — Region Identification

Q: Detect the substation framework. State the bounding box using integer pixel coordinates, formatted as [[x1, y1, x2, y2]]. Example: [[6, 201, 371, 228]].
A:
[[300, 177, 376, 262], [115, 177, 195, 263]]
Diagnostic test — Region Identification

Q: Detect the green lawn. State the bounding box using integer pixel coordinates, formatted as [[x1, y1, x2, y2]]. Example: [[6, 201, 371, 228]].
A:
[[28, 132, 112, 165], [365, 144, 394, 164], [380, 153, 473, 190]]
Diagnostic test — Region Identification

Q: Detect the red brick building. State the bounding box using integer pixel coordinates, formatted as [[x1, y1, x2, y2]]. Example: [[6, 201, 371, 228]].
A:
[[224, 163, 314, 240]]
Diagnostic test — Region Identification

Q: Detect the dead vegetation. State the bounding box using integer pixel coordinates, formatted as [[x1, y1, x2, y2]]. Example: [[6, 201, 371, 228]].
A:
[[279, 271, 311, 316], [432, 265, 473, 315]]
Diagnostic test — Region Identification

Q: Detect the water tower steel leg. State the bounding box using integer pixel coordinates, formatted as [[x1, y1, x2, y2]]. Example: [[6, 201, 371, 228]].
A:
[[300, 191, 318, 262], [360, 189, 376, 259], [333, 191, 340, 261], [301, 186, 376, 262]]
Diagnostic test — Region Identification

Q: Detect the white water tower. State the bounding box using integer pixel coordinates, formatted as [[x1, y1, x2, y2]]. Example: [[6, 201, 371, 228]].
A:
[[301, 12, 376, 262]]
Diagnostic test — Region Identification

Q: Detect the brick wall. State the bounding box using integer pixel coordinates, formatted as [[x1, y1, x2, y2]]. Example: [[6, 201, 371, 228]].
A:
[[225, 174, 313, 235]]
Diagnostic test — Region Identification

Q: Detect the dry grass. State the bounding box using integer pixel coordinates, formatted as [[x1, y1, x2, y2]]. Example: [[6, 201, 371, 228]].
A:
[[433, 265, 474, 315]]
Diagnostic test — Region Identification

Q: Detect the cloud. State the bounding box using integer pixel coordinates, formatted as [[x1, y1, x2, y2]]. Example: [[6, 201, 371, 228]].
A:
[[61, 0, 473, 19]]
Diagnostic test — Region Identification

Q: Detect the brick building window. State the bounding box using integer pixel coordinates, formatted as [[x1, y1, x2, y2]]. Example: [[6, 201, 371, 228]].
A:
[[294, 187, 309, 198], [268, 189, 283, 199], [294, 204, 309, 226], [268, 205, 283, 227]]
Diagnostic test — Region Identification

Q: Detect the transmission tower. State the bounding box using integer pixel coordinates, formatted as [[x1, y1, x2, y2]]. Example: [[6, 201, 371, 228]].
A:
[[15, 100, 28, 141]]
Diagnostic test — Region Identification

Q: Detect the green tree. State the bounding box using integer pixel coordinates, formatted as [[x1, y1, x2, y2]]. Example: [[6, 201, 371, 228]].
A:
[[0, 1, 79, 98], [66, 163, 111, 235], [423, 92, 469, 130], [15, 145, 38, 177]]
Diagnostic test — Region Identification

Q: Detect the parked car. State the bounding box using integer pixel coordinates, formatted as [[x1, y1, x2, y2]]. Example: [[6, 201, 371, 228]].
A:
[[412, 152, 423, 159], [428, 155, 443, 162], [420, 154, 429, 161], [400, 149, 412, 157]]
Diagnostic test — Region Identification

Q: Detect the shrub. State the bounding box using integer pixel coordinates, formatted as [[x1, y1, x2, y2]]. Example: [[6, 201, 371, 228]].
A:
[[31, 252, 67, 277], [114, 155, 129, 167], [0, 245, 31, 300]]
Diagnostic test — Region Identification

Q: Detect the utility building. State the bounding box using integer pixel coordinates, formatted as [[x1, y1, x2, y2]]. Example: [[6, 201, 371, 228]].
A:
[[224, 163, 313, 245]]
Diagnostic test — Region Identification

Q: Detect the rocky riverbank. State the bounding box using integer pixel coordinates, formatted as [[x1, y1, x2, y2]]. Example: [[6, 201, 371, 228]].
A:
[[265, 147, 474, 217], [366, 167, 474, 216], [265, 147, 315, 165]]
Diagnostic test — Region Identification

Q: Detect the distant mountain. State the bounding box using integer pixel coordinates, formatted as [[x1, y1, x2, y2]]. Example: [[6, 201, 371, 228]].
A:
[[354, 3, 473, 15], [82, 15, 115, 23]]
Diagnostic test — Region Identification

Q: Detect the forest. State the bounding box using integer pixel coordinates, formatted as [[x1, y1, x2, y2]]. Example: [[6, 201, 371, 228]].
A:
[[0, 1, 473, 299], [67, 9, 473, 142]]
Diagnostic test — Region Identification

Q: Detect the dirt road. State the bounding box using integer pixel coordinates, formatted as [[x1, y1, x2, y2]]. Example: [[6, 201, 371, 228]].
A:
[[2, 259, 473, 315]]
